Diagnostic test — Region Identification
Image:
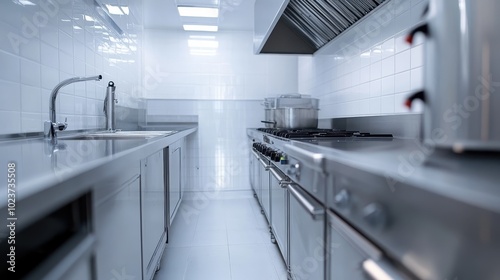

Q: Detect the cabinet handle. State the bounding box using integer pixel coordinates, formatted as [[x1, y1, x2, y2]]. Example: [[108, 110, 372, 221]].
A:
[[269, 167, 291, 188], [362, 259, 409, 280], [251, 149, 260, 159], [287, 183, 324, 220], [252, 150, 272, 170]]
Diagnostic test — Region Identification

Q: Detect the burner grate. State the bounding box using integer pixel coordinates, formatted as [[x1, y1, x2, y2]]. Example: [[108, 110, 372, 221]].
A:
[[257, 128, 392, 139]]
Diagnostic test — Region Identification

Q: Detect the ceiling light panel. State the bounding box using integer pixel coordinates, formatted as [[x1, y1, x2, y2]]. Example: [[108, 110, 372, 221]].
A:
[[178, 6, 219, 18], [183, 24, 218, 32], [188, 39, 219, 48]]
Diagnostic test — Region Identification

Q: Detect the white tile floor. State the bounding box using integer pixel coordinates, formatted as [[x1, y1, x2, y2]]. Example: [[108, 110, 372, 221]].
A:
[[154, 190, 288, 280]]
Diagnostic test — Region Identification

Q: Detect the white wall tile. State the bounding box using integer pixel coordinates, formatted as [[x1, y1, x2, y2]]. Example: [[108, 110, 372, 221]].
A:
[[369, 79, 382, 98], [395, 49, 411, 73], [381, 76, 395, 96], [395, 71, 411, 93], [20, 38, 41, 63], [370, 60, 382, 80], [59, 30, 73, 56], [0, 111, 21, 133], [381, 95, 395, 114], [21, 85, 41, 113], [41, 42, 59, 69], [0, 80, 21, 111], [21, 112, 42, 133], [381, 38, 395, 59], [40, 65, 59, 90], [411, 67, 424, 91], [0, 50, 21, 83], [369, 97, 381, 114], [298, 1, 425, 118], [59, 51, 74, 75], [381, 56, 395, 77], [411, 44, 424, 68], [0, 0, 143, 135], [21, 59, 41, 87], [40, 24, 59, 49], [394, 34, 411, 54]]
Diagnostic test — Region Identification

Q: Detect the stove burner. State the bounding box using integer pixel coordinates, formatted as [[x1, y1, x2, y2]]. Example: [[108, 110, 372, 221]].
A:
[[257, 128, 392, 139]]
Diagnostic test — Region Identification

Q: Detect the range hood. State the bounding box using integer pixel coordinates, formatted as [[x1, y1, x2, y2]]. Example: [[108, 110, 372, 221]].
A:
[[254, 0, 387, 54]]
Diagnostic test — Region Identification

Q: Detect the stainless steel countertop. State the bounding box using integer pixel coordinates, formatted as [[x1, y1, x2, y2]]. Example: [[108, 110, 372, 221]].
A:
[[0, 128, 197, 229], [289, 137, 500, 213]]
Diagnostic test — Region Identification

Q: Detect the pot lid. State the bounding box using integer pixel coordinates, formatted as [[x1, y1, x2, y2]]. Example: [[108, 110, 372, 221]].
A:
[[274, 94, 319, 109]]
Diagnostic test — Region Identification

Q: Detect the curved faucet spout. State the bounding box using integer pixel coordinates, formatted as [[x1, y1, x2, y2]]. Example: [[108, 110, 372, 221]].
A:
[[49, 75, 102, 124], [46, 75, 102, 141]]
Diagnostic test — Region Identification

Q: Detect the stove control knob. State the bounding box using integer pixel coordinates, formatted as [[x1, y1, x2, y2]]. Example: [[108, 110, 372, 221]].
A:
[[266, 149, 273, 157], [362, 203, 387, 229], [334, 189, 350, 209], [273, 153, 281, 162], [286, 163, 300, 179]]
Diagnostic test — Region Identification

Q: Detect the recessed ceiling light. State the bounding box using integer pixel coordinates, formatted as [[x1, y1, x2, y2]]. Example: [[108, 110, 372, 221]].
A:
[[178, 6, 219, 18], [188, 39, 219, 49], [190, 49, 217, 56], [16, 0, 36, 6], [105, 4, 130, 15], [183, 25, 218, 32], [189, 35, 216, 40]]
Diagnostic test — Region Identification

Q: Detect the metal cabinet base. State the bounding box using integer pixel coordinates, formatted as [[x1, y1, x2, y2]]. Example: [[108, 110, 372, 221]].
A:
[[142, 150, 167, 280], [95, 174, 142, 280], [288, 184, 325, 280]]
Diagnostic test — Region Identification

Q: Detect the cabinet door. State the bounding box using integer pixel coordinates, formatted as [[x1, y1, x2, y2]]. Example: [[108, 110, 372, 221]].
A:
[[169, 144, 181, 224], [141, 150, 166, 278], [95, 176, 142, 280], [270, 173, 288, 264]]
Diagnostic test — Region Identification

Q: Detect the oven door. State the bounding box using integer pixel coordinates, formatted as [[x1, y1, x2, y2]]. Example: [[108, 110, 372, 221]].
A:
[[327, 210, 411, 280], [251, 149, 262, 204], [269, 166, 289, 265], [288, 183, 325, 280]]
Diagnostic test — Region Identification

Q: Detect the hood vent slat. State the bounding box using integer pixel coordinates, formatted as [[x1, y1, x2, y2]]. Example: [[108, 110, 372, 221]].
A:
[[261, 0, 387, 53]]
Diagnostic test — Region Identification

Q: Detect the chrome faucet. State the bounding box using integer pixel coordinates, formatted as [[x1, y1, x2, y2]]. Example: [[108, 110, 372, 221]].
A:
[[103, 81, 117, 131], [44, 75, 102, 143]]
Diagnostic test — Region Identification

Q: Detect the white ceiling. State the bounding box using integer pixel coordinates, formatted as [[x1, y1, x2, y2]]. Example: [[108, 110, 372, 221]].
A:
[[143, 0, 256, 31]]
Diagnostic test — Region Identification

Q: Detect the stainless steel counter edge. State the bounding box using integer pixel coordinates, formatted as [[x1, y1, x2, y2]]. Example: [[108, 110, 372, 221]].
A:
[[287, 140, 500, 214], [0, 127, 197, 228]]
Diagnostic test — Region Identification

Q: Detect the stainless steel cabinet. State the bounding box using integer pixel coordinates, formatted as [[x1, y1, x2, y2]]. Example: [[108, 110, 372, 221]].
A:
[[251, 149, 262, 203], [260, 156, 271, 222], [328, 210, 369, 280], [327, 210, 411, 280], [141, 150, 167, 280], [288, 183, 325, 280], [95, 174, 142, 280], [168, 140, 183, 225], [270, 167, 289, 264]]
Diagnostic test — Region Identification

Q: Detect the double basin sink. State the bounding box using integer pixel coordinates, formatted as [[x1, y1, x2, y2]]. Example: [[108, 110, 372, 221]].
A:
[[60, 131, 177, 140]]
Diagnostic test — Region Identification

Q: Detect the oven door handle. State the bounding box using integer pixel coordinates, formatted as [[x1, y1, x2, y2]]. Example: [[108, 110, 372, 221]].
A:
[[269, 167, 291, 188], [252, 150, 271, 170], [362, 259, 409, 280], [287, 183, 324, 220]]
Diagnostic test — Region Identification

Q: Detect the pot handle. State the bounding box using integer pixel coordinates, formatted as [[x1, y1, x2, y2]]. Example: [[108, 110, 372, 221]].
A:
[[261, 121, 276, 124]]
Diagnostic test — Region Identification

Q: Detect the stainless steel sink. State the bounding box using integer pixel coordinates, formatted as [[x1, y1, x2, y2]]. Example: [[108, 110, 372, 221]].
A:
[[60, 131, 176, 140]]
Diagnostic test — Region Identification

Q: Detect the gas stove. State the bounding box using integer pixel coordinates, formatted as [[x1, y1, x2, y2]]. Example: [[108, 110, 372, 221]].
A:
[[256, 128, 393, 139]]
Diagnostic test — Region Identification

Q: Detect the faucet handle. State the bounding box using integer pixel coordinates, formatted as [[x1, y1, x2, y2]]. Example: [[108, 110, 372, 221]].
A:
[[56, 118, 68, 131]]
